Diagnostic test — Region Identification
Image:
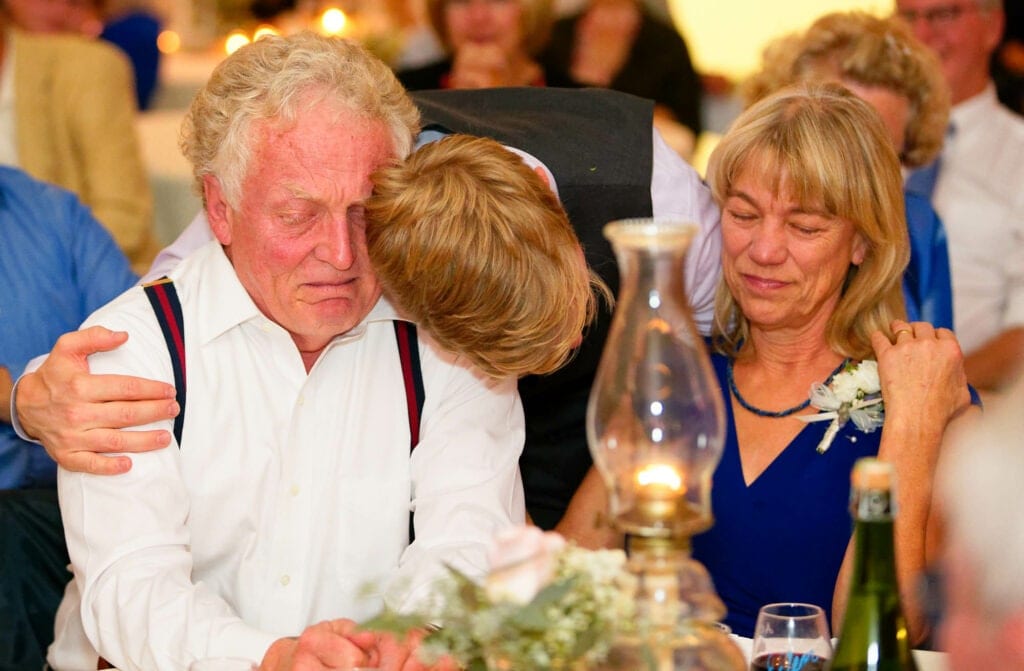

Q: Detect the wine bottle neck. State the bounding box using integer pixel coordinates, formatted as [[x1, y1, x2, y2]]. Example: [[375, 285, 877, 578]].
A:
[[850, 518, 898, 588]]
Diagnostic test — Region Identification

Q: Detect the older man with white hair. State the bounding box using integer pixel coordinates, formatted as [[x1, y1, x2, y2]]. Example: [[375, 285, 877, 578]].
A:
[[44, 32, 523, 671]]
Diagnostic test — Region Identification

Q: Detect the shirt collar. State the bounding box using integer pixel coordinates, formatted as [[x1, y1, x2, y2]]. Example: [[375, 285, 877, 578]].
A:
[[950, 82, 998, 131], [187, 241, 405, 347]]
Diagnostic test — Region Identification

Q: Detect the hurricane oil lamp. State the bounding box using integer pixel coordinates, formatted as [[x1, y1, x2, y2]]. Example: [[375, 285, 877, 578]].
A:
[[586, 219, 745, 671]]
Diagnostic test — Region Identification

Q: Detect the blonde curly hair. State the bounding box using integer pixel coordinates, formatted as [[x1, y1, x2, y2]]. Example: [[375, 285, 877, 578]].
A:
[[742, 11, 950, 168]]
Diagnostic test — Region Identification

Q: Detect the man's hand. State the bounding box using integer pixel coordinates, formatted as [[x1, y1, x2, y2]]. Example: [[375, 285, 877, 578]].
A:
[[373, 628, 459, 671], [260, 620, 377, 671], [259, 621, 460, 671], [15, 326, 179, 475]]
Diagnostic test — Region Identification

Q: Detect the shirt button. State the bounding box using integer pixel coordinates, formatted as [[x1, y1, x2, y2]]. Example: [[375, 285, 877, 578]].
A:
[[297, 394, 305, 406], [290, 484, 300, 497], [280, 574, 291, 586]]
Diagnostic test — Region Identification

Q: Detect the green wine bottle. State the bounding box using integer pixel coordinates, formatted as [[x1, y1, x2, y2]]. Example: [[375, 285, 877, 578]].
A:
[[828, 458, 918, 671]]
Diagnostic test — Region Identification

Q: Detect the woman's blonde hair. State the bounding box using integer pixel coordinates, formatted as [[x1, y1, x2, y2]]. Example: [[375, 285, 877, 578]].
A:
[[366, 134, 609, 378], [707, 83, 908, 360], [181, 32, 420, 208], [425, 0, 554, 56], [742, 11, 950, 168]]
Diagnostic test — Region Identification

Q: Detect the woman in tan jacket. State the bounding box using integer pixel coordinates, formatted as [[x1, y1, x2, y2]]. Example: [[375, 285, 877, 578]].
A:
[[1, 17, 157, 270]]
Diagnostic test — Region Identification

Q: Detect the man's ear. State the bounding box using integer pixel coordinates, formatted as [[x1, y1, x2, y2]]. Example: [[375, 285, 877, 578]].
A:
[[203, 174, 233, 245], [984, 8, 1006, 54]]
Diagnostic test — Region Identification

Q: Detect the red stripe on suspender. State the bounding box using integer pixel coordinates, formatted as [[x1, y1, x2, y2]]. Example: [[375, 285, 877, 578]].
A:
[[154, 284, 187, 387], [395, 324, 421, 447]]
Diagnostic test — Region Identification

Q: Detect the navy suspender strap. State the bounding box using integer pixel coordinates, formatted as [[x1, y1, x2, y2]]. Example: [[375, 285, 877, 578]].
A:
[[143, 277, 186, 447], [393, 320, 425, 450], [394, 320, 424, 543]]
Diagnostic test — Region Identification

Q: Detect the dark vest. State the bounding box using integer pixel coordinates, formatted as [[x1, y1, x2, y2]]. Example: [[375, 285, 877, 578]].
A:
[[412, 88, 655, 529]]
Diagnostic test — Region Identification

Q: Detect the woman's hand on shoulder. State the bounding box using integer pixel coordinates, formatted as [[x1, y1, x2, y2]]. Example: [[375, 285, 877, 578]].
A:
[[870, 320, 972, 426]]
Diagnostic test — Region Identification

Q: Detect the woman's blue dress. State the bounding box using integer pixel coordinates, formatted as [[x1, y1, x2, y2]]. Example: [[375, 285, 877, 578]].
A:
[[691, 352, 882, 638]]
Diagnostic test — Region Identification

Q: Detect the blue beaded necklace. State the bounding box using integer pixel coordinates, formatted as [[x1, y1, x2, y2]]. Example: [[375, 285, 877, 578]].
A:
[[727, 357, 851, 418]]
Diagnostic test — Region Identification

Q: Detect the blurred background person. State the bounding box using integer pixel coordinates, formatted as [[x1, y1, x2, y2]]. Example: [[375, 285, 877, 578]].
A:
[[896, 0, 1024, 395], [384, 0, 446, 70], [96, 1, 164, 111], [3, 0, 164, 110], [0, 166, 136, 670], [397, 0, 575, 90], [937, 374, 1024, 670], [743, 11, 954, 331], [0, 4, 158, 271], [541, 0, 702, 159], [1, 0, 97, 33], [0, 168, 136, 489]]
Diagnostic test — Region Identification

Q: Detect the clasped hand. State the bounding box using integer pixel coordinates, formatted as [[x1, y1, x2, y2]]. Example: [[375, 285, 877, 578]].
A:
[[260, 620, 456, 671]]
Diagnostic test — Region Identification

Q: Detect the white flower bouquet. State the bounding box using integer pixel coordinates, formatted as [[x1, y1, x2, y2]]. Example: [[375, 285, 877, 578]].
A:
[[365, 526, 635, 671], [797, 359, 884, 453]]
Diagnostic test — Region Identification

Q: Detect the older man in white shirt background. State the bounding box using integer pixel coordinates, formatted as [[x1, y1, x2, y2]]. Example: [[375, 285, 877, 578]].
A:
[[897, 0, 1024, 394]]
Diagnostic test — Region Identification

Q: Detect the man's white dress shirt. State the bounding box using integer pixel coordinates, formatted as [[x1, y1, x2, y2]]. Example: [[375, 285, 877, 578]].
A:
[[48, 242, 526, 671], [932, 85, 1024, 353], [146, 130, 723, 333]]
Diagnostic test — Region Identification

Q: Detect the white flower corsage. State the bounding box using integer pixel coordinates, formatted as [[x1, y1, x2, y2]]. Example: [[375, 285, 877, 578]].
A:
[[797, 360, 884, 454]]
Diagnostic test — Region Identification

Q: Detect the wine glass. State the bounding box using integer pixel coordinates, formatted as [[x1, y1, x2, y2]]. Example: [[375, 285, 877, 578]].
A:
[[750, 603, 832, 671]]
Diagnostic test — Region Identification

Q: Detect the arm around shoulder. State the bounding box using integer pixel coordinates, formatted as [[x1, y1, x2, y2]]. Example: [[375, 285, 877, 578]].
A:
[[649, 128, 721, 336], [389, 347, 526, 611]]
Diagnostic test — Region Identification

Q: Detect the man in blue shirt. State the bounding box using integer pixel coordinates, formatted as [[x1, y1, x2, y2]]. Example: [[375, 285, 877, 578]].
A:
[[0, 166, 136, 489]]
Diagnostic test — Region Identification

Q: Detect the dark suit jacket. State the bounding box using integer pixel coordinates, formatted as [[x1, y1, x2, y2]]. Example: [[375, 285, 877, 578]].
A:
[[412, 87, 655, 528]]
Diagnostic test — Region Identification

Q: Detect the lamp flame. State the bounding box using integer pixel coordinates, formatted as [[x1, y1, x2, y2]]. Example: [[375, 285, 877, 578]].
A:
[[636, 463, 683, 493]]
